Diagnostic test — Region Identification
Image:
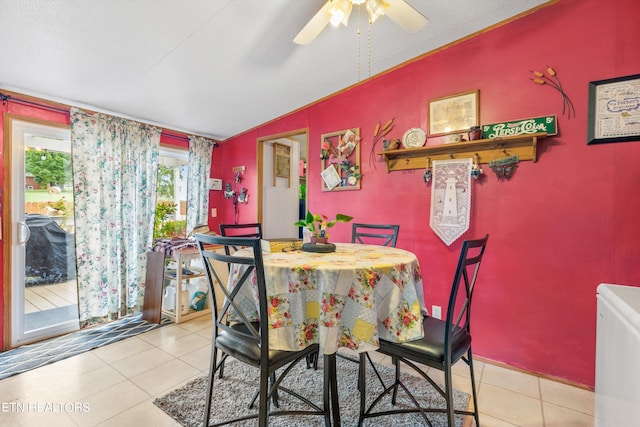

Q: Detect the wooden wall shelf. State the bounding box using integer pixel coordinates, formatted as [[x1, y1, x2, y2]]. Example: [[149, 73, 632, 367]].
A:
[[377, 132, 546, 172]]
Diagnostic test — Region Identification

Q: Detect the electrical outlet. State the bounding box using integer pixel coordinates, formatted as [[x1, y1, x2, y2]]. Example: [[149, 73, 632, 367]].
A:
[[211, 208, 217, 217], [432, 305, 442, 319]]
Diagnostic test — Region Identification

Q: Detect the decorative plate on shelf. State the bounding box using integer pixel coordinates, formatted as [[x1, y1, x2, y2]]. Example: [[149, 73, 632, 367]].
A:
[[402, 128, 427, 148]]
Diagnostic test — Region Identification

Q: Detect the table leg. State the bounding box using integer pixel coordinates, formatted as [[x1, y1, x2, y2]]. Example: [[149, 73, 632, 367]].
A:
[[324, 353, 340, 426]]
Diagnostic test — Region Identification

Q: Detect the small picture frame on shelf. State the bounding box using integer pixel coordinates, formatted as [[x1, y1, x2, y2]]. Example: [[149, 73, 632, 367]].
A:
[[428, 90, 480, 137]]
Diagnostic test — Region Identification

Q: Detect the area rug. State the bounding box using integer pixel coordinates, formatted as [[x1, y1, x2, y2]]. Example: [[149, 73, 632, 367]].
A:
[[154, 351, 470, 426], [0, 313, 170, 380]]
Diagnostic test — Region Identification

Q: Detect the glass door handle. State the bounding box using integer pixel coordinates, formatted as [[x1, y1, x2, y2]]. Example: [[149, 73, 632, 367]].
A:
[[17, 221, 30, 245]]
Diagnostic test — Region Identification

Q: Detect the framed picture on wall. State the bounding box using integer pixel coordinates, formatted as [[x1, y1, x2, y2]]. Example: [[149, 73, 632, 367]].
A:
[[320, 128, 361, 192], [427, 90, 480, 136], [273, 142, 290, 187], [587, 73, 640, 145]]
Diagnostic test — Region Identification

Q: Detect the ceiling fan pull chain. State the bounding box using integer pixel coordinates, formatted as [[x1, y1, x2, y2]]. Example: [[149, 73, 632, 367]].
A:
[[357, 5, 361, 82], [368, 20, 372, 78]]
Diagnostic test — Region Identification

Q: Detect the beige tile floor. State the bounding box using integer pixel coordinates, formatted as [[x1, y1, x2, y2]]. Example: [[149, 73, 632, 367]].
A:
[[0, 316, 594, 426]]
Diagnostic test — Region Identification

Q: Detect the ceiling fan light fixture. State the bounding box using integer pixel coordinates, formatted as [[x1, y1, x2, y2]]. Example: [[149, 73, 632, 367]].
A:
[[329, 0, 353, 27], [293, 0, 427, 45], [365, 0, 388, 23]]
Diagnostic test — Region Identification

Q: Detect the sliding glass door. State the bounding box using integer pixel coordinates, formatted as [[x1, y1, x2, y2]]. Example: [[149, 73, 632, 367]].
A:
[[10, 118, 79, 347]]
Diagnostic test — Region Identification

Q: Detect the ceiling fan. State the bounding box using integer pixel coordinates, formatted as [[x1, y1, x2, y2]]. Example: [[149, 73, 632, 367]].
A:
[[293, 0, 428, 45]]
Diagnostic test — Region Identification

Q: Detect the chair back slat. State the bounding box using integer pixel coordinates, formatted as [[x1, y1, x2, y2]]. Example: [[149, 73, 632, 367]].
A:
[[351, 223, 400, 247], [445, 234, 489, 353], [359, 234, 488, 426], [195, 234, 268, 348], [219, 223, 263, 256]]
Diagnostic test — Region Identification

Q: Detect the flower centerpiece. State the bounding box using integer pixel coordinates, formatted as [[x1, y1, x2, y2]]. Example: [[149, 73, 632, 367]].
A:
[[294, 212, 353, 246]]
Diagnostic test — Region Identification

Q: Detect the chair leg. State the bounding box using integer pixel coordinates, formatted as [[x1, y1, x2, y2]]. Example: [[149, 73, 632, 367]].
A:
[[306, 353, 312, 369], [323, 354, 332, 427], [258, 366, 270, 427], [270, 372, 280, 407], [217, 353, 228, 379], [249, 373, 279, 409], [391, 356, 400, 404], [306, 350, 319, 370], [444, 361, 455, 427], [203, 346, 218, 427], [357, 353, 367, 427], [325, 354, 341, 427], [467, 350, 480, 426]]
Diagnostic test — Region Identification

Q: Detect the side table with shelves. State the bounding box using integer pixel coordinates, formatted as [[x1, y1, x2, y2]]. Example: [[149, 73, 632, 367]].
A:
[[161, 246, 212, 324], [144, 244, 228, 324]]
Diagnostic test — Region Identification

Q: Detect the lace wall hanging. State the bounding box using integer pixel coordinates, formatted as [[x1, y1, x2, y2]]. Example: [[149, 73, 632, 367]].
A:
[[429, 158, 472, 246]]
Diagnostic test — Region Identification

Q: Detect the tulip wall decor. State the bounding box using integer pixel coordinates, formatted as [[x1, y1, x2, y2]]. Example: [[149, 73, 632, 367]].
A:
[[530, 65, 576, 119]]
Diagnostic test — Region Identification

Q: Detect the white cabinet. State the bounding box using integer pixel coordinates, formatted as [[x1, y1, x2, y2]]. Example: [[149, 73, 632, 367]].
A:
[[595, 283, 640, 426]]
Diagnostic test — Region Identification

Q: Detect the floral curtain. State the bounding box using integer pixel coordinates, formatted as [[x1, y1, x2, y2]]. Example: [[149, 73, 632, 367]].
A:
[[186, 135, 214, 235], [70, 108, 161, 327]]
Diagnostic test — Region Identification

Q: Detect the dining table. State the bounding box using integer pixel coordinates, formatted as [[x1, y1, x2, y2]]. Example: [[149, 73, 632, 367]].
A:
[[227, 242, 426, 425]]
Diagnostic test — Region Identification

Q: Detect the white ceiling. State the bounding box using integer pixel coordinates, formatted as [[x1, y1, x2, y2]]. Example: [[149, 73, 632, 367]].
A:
[[0, 0, 550, 141]]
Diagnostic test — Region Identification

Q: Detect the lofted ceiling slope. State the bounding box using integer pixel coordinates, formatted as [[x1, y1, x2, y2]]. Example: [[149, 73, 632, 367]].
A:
[[0, 0, 551, 140]]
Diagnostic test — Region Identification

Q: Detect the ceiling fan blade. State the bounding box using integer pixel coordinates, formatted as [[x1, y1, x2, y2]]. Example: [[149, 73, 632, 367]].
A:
[[384, 0, 428, 33], [293, 1, 333, 45]]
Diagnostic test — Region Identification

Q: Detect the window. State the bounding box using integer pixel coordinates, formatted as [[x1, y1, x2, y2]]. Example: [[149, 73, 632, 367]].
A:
[[155, 146, 189, 239]]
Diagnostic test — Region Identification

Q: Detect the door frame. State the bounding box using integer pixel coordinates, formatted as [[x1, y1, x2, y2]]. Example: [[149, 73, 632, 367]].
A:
[[2, 114, 74, 350], [256, 128, 308, 236]]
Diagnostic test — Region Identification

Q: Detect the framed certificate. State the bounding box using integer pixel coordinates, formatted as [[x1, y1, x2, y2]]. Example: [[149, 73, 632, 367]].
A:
[[588, 73, 640, 145], [428, 90, 479, 137]]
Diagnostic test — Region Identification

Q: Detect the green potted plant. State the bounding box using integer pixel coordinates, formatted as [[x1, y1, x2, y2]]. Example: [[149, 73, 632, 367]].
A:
[[294, 212, 353, 244]]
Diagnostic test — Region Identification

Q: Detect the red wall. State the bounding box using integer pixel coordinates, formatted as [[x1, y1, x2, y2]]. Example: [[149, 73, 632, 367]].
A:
[[217, 0, 640, 387]]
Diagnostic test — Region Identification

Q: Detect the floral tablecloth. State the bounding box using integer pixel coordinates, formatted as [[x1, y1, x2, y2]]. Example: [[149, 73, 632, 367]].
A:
[[229, 243, 425, 354]]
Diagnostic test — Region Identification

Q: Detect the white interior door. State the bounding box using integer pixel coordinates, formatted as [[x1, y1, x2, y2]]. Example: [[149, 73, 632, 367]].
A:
[[261, 133, 306, 239], [10, 118, 79, 347]]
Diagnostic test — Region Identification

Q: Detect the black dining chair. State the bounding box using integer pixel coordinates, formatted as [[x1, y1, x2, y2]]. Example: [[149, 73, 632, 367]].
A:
[[219, 223, 263, 255], [195, 234, 331, 427], [216, 223, 263, 377], [357, 234, 489, 427], [351, 223, 400, 247]]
